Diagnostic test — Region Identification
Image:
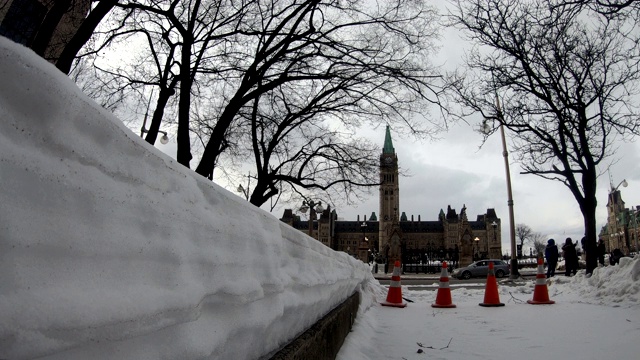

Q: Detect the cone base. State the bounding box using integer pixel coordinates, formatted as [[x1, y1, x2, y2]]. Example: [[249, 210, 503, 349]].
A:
[[527, 299, 555, 305], [432, 303, 456, 308], [479, 302, 505, 307], [381, 301, 407, 308]]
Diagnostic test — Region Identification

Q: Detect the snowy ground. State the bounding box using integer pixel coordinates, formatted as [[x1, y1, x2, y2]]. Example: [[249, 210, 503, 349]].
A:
[[338, 257, 640, 360], [0, 37, 370, 360]]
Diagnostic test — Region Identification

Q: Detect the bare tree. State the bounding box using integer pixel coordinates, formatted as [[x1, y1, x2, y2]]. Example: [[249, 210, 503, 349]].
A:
[[194, 0, 446, 180], [515, 223, 532, 255], [531, 232, 547, 258], [448, 0, 640, 274]]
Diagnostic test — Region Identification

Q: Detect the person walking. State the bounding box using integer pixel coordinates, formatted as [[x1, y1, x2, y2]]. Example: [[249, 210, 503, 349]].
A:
[[562, 238, 578, 276], [545, 239, 559, 278], [597, 239, 606, 266]]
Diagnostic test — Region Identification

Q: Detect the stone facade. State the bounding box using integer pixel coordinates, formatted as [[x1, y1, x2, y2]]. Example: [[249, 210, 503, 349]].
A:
[[599, 189, 640, 255], [280, 126, 503, 267]]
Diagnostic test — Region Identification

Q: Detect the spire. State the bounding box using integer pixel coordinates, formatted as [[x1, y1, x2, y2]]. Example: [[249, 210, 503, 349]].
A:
[[383, 125, 395, 154]]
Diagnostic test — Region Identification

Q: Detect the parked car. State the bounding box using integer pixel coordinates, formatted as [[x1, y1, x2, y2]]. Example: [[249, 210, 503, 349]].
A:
[[451, 259, 510, 279]]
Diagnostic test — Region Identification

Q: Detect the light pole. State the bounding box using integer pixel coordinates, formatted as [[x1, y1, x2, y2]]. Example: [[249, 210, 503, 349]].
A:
[[490, 93, 518, 279], [491, 221, 498, 259], [139, 90, 169, 145], [300, 200, 324, 238], [361, 221, 368, 262], [610, 179, 628, 252], [631, 207, 639, 254], [474, 237, 480, 260]]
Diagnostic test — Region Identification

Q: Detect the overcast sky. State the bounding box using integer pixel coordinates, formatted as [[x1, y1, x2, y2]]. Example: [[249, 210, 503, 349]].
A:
[[152, 3, 640, 255]]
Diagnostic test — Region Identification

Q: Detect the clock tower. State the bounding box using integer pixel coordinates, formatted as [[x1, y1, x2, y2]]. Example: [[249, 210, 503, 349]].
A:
[[379, 125, 399, 256]]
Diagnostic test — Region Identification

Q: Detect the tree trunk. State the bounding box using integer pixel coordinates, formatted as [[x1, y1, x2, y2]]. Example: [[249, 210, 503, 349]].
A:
[[581, 170, 599, 275], [31, 0, 72, 56], [56, 0, 118, 74], [195, 97, 244, 179], [144, 86, 174, 145], [176, 39, 194, 168]]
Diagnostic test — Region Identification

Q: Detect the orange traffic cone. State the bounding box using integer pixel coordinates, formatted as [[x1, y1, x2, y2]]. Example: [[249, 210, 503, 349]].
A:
[[527, 257, 555, 305], [381, 260, 407, 308], [479, 261, 505, 307], [432, 261, 456, 308]]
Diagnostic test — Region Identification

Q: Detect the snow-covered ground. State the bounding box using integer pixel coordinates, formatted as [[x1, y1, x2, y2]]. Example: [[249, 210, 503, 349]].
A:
[[0, 37, 371, 360], [338, 258, 640, 360]]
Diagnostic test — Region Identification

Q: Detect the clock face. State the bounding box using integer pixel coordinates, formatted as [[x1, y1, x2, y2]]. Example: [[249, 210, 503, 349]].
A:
[[385, 156, 393, 164]]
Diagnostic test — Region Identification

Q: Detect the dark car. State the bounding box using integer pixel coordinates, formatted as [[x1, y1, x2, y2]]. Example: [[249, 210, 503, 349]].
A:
[[451, 259, 510, 279]]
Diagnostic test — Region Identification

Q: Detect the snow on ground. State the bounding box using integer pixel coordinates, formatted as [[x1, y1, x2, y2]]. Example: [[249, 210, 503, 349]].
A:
[[0, 37, 371, 360], [337, 257, 640, 360]]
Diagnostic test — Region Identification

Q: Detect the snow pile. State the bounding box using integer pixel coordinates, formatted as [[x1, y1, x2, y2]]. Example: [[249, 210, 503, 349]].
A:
[[564, 256, 640, 306], [0, 37, 371, 360]]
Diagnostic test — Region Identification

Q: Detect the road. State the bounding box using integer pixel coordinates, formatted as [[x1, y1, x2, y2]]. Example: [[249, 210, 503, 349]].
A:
[[375, 271, 537, 291]]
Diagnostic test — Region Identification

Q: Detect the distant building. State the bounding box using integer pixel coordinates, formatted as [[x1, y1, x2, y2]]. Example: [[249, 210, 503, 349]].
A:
[[0, 0, 90, 62], [281, 126, 503, 267], [599, 187, 639, 255]]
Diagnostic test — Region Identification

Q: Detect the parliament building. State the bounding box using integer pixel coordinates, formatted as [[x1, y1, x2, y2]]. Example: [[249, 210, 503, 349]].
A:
[[280, 126, 503, 268]]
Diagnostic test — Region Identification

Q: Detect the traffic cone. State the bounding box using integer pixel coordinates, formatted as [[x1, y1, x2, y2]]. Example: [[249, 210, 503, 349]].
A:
[[381, 260, 407, 308], [432, 261, 456, 308], [479, 261, 505, 307], [527, 257, 555, 305]]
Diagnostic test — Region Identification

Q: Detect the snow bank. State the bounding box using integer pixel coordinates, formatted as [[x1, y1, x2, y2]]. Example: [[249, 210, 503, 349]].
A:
[[0, 37, 372, 360]]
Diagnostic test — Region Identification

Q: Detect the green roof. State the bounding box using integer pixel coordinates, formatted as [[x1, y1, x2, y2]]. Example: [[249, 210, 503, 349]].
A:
[[383, 125, 395, 154]]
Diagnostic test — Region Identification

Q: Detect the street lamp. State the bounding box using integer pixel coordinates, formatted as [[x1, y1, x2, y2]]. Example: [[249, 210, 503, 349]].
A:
[[139, 90, 169, 144], [488, 92, 518, 279], [300, 200, 324, 238], [610, 179, 628, 252], [491, 221, 498, 259], [474, 237, 480, 260], [140, 127, 169, 144], [361, 221, 368, 262]]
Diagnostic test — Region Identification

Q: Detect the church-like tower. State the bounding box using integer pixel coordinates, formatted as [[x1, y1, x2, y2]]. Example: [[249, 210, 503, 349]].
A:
[[379, 126, 399, 255]]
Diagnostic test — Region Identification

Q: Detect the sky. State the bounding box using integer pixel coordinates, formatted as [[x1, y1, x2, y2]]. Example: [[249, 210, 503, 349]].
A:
[[1, 35, 640, 360]]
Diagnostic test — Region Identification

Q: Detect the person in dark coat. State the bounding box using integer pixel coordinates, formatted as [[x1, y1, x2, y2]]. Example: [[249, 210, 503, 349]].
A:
[[610, 248, 624, 265], [597, 239, 606, 266], [545, 239, 559, 277], [562, 237, 578, 276]]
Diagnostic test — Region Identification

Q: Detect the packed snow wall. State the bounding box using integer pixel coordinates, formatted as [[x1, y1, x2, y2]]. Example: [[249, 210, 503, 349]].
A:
[[0, 37, 372, 360]]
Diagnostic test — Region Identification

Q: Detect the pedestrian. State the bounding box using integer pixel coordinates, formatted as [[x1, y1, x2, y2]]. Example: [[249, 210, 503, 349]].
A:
[[610, 248, 624, 265], [545, 239, 559, 277], [452, 245, 459, 269], [581, 236, 587, 261], [597, 239, 606, 266], [562, 237, 578, 276]]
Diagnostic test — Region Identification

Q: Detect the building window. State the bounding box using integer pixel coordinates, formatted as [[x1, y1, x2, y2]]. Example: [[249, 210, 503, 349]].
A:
[[0, 0, 47, 46]]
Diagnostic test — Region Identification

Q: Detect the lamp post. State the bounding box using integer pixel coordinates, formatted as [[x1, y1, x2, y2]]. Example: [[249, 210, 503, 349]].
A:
[[491, 93, 518, 279], [474, 237, 480, 260], [491, 221, 498, 259], [139, 90, 169, 145], [610, 179, 628, 252], [300, 200, 324, 238], [361, 221, 368, 262], [631, 207, 639, 254]]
